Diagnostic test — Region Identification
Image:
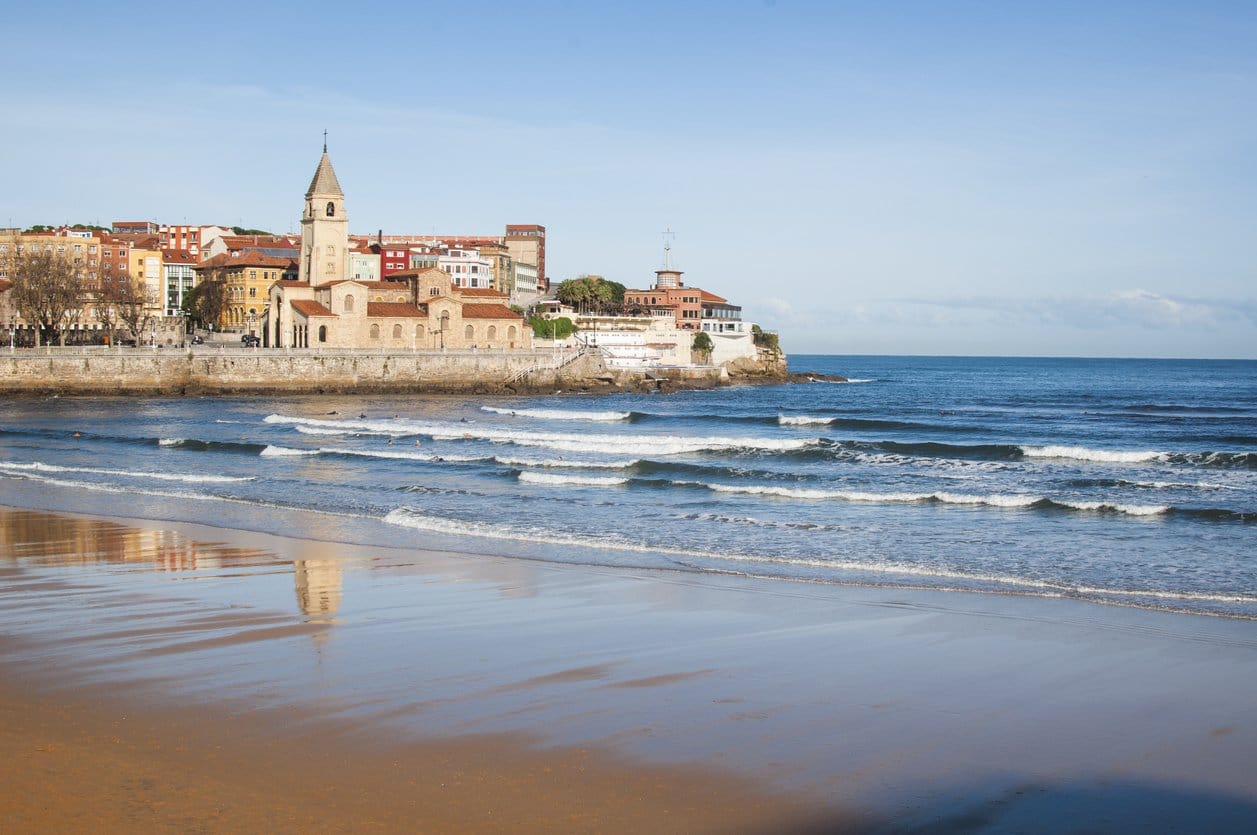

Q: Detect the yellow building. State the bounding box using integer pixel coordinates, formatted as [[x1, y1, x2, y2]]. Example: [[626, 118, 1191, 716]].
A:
[[194, 252, 297, 333], [128, 245, 164, 316]]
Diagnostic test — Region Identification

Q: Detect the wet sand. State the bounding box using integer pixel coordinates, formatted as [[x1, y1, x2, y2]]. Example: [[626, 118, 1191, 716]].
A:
[[2, 505, 1257, 833]]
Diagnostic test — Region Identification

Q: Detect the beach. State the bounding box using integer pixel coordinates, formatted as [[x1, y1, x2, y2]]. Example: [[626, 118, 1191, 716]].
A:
[[3, 504, 1256, 833]]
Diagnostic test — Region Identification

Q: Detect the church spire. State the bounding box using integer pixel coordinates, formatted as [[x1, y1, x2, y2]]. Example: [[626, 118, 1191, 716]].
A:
[[306, 136, 343, 198]]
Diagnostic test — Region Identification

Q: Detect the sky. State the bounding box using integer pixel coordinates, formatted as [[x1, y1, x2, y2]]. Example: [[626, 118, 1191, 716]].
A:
[[2, 0, 1254, 358]]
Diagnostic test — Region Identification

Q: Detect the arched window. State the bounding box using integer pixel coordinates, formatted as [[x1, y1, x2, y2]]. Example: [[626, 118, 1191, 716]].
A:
[[370, 323, 380, 339], [415, 324, 424, 339], [429, 286, 439, 296], [343, 294, 354, 313], [318, 325, 327, 343], [464, 324, 474, 340], [392, 323, 402, 339], [487, 325, 497, 341], [326, 245, 335, 256], [325, 201, 335, 217], [508, 325, 517, 342], [439, 312, 449, 330]]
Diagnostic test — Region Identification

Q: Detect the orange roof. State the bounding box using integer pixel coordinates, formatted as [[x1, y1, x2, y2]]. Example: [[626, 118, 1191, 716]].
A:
[[195, 252, 296, 270], [458, 287, 508, 298], [461, 303, 522, 320], [367, 302, 424, 318], [161, 250, 197, 262], [699, 290, 728, 303], [291, 299, 333, 317]]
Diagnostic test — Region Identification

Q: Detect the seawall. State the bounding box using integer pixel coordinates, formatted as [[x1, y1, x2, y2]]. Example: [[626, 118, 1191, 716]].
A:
[[0, 347, 733, 396]]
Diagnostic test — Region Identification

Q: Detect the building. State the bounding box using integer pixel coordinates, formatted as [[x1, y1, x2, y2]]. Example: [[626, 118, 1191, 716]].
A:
[[159, 224, 233, 259], [268, 145, 530, 351], [128, 244, 165, 316], [505, 224, 545, 289], [112, 221, 158, 235], [349, 246, 381, 282], [162, 250, 198, 316], [194, 251, 298, 332]]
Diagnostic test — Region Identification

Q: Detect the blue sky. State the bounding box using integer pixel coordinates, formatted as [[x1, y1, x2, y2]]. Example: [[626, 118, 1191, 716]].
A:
[[2, 1, 1254, 357]]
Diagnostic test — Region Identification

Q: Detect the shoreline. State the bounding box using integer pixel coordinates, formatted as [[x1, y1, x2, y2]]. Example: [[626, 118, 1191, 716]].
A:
[[3, 503, 1257, 831]]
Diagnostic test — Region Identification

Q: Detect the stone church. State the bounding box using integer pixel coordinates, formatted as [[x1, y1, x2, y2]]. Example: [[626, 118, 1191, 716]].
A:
[[267, 145, 531, 351]]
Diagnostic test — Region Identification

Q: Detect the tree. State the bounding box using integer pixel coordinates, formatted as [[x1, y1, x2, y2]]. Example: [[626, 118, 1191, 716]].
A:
[[100, 269, 156, 344], [4, 246, 87, 346], [183, 270, 227, 330], [528, 316, 576, 339], [231, 226, 273, 236], [554, 275, 626, 313], [692, 330, 714, 363]]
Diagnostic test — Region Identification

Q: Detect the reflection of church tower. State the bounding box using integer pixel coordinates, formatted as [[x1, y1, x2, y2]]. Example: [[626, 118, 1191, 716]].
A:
[[299, 134, 349, 285], [294, 559, 343, 619]]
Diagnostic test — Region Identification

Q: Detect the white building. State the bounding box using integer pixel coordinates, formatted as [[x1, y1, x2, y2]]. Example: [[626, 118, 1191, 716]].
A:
[[439, 248, 494, 289]]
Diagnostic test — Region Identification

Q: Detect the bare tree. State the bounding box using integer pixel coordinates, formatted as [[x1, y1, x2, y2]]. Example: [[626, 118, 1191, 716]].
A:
[[4, 245, 87, 346], [101, 269, 157, 344]]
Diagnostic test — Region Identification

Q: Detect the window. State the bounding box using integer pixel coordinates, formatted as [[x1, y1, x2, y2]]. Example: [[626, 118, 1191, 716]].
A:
[[392, 324, 402, 339], [429, 287, 439, 296], [486, 325, 496, 341], [326, 202, 335, 217], [344, 294, 355, 313], [318, 326, 327, 342], [326, 245, 334, 256], [370, 324, 380, 339], [508, 325, 516, 342], [249, 287, 256, 298], [464, 324, 474, 340]]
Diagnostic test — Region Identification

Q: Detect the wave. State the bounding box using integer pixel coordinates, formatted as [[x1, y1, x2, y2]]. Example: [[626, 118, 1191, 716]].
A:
[[295, 426, 400, 437], [0, 460, 253, 484], [518, 471, 630, 487], [382, 509, 1257, 608], [156, 438, 269, 454], [1023, 445, 1164, 464], [265, 413, 820, 457], [480, 406, 631, 421], [778, 415, 834, 426], [705, 483, 1045, 509], [493, 455, 640, 470], [259, 445, 319, 457]]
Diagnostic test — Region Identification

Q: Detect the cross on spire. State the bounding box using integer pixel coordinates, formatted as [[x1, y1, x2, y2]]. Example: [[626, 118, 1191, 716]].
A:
[[323, 129, 328, 153]]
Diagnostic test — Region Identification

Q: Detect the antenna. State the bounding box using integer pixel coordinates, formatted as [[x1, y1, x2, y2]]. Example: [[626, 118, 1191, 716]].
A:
[[662, 227, 675, 269], [323, 129, 328, 153]]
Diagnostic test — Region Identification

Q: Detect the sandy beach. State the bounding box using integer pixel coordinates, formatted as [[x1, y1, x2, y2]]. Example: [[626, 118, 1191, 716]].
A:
[[2, 504, 1256, 833]]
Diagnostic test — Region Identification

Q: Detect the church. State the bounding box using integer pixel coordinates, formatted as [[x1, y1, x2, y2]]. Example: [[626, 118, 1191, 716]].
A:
[[266, 143, 531, 351]]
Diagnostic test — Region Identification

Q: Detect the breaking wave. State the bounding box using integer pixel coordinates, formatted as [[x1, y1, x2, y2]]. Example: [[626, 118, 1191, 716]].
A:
[[518, 471, 630, 487], [0, 460, 253, 484], [481, 406, 631, 421]]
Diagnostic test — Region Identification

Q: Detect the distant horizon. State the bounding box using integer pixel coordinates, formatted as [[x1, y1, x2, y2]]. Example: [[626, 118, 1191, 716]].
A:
[[787, 351, 1257, 362]]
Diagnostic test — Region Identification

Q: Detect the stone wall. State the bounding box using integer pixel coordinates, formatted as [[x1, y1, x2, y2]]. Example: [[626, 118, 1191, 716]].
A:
[[0, 347, 728, 396]]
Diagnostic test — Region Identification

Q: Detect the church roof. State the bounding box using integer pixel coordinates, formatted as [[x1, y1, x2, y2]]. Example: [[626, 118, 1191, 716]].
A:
[[306, 151, 344, 197], [457, 287, 509, 299], [291, 299, 333, 317], [462, 303, 522, 320]]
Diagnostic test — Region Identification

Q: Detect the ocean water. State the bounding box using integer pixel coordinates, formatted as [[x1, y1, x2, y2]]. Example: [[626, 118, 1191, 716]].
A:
[[1, 355, 1254, 618]]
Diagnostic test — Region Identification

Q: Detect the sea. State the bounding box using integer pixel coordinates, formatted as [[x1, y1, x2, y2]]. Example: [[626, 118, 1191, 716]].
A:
[[2, 355, 1254, 618]]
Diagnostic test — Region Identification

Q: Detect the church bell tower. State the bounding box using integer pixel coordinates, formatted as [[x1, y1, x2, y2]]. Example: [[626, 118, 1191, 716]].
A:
[[300, 133, 349, 285]]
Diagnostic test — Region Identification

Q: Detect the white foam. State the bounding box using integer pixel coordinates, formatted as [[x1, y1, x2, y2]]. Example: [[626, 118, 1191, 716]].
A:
[[778, 415, 833, 426], [295, 426, 398, 437], [481, 406, 631, 421], [0, 460, 252, 483], [328, 448, 487, 463], [494, 455, 639, 470], [518, 471, 629, 487], [259, 445, 319, 457], [1022, 445, 1163, 464], [705, 482, 1042, 508], [158, 438, 183, 446], [1059, 500, 1170, 517], [266, 413, 819, 457]]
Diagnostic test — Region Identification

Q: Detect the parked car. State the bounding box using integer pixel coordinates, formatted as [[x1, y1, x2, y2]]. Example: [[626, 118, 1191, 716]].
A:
[[241, 334, 261, 348]]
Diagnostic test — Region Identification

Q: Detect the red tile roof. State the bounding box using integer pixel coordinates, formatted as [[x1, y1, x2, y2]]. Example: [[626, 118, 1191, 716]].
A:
[[458, 287, 508, 298], [699, 290, 728, 303], [367, 302, 424, 318], [195, 252, 296, 270], [314, 279, 408, 290], [0, 279, 11, 293], [291, 299, 333, 317], [461, 303, 522, 320]]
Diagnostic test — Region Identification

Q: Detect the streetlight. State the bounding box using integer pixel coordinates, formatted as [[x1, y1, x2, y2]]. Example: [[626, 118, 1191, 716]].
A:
[[247, 311, 257, 347], [8, 315, 14, 353]]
